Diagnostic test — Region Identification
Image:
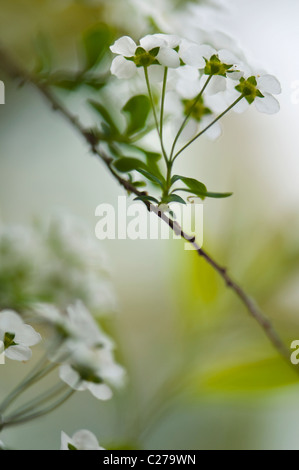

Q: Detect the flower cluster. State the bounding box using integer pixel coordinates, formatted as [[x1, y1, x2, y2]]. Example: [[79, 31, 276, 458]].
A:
[[0, 214, 117, 315], [110, 33, 281, 142], [34, 300, 126, 400]]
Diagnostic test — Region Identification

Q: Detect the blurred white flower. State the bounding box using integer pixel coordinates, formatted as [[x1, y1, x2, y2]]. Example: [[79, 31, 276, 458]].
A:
[[0, 213, 117, 316], [59, 343, 126, 400], [165, 90, 221, 141], [60, 430, 104, 450], [0, 310, 41, 361], [33, 300, 114, 351]]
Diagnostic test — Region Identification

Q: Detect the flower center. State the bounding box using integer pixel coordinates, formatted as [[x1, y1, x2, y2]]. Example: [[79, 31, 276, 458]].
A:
[[235, 76, 264, 104], [3, 332, 17, 350], [72, 364, 103, 384], [182, 96, 212, 122], [126, 46, 160, 68], [204, 54, 233, 76]]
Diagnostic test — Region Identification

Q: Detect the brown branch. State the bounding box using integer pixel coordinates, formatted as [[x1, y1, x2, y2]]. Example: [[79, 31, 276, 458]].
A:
[[0, 45, 295, 372]]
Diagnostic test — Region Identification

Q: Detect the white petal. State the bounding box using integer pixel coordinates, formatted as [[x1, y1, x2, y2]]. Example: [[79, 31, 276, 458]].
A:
[[196, 45, 217, 63], [257, 74, 281, 95], [228, 70, 244, 80], [154, 34, 181, 48], [14, 324, 41, 347], [0, 310, 23, 331], [205, 92, 228, 113], [206, 76, 226, 95], [59, 364, 84, 390], [180, 119, 198, 141], [60, 432, 74, 450], [72, 430, 104, 450], [180, 44, 206, 68], [100, 363, 126, 387], [157, 47, 180, 68], [147, 64, 164, 83], [176, 65, 199, 82], [87, 382, 113, 400], [255, 94, 280, 114], [110, 56, 136, 79], [233, 97, 250, 114], [5, 344, 32, 362], [176, 79, 202, 99], [218, 49, 239, 65], [110, 36, 136, 56], [164, 90, 182, 115], [140, 35, 165, 51], [201, 117, 222, 140]]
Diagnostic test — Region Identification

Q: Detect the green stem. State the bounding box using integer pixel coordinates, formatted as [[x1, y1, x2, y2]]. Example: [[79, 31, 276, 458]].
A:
[[143, 66, 168, 165], [0, 341, 69, 414], [170, 74, 213, 161], [2, 389, 76, 429], [173, 94, 245, 162], [5, 383, 68, 422], [0, 353, 50, 414], [160, 67, 168, 140]]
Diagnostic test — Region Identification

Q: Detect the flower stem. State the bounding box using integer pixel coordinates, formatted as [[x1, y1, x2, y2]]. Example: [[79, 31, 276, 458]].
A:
[[170, 74, 213, 161], [5, 383, 68, 422], [144, 66, 169, 165], [160, 67, 168, 140], [2, 389, 76, 429], [173, 94, 245, 161]]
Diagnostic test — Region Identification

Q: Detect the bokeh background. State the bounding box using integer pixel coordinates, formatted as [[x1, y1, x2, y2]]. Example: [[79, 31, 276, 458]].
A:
[[1, 0, 299, 450]]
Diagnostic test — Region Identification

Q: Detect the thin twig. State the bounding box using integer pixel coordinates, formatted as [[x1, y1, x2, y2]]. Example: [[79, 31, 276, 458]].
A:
[[0, 46, 295, 372]]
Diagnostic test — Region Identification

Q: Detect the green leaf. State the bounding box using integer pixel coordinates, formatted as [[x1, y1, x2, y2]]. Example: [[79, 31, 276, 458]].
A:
[[172, 176, 207, 199], [132, 181, 147, 188], [113, 157, 146, 173], [205, 191, 233, 199], [170, 174, 183, 185], [172, 175, 232, 199], [134, 195, 159, 204], [89, 100, 119, 135], [199, 357, 299, 393], [166, 194, 186, 205], [81, 24, 114, 70], [122, 95, 151, 135], [136, 168, 165, 189]]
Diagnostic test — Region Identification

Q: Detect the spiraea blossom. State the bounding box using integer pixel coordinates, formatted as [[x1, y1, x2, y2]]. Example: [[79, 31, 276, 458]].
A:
[[0, 215, 118, 315], [0, 310, 41, 361], [165, 89, 222, 141], [61, 430, 104, 450], [110, 33, 281, 130], [59, 343, 126, 400], [229, 72, 282, 114], [110, 34, 181, 79], [34, 301, 125, 400]]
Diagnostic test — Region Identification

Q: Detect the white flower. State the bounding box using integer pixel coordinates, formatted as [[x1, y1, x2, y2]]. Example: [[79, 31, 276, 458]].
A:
[[33, 301, 114, 351], [165, 90, 221, 141], [110, 34, 181, 79], [0, 310, 41, 361], [254, 74, 281, 114], [59, 342, 126, 400], [61, 430, 104, 450], [59, 363, 113, 400], [228, 72, 281, 114]]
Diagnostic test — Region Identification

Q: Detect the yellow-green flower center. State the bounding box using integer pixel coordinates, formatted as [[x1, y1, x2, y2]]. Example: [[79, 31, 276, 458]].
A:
[[183, 96, 212, 122]]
